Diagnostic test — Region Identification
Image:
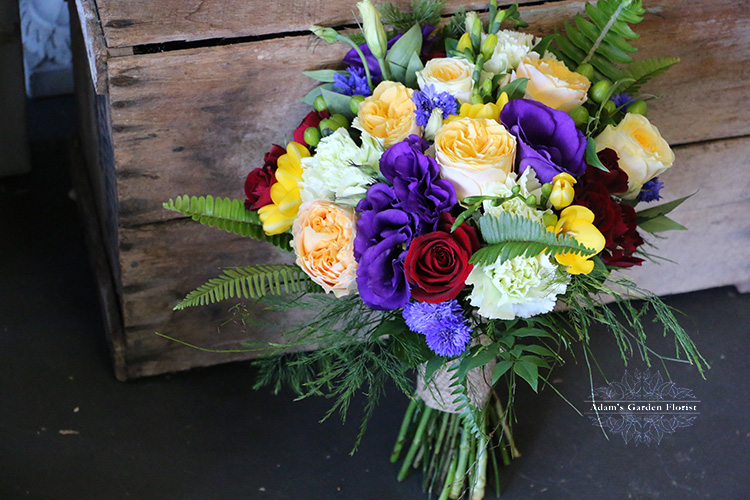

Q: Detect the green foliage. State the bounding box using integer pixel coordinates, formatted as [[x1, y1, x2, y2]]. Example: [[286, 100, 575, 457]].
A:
[[378, 0, 445, 32], [174, 265, 320, 310], [625, 56, 681, 94], [552, 0, 645, 81], [385, 24, 423, 85], [440, 8, 466, 40], [470, 213, 596, 266], [163, 195, 293, 251]]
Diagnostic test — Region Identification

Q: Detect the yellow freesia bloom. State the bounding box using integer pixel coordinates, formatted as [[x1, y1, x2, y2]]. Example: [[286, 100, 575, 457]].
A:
[[445, 92, 509, 123], [456, 33, 472, 54], [547, 205, 605, 275], [548, 172, 577, 210], [257, 142, 310, 235]]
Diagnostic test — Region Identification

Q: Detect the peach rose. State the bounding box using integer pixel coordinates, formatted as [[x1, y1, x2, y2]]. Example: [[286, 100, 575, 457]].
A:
[[353, 81, 421, 148], [434, 117, 516, 200], [292, 200, 357, 297], [513, 53, 590, 112]]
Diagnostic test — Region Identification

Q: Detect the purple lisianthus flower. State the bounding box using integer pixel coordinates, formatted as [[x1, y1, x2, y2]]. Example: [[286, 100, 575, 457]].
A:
[[637, 177, 664, 202], [354, 184, 418, 310], [611, 93, 635, 111], [333, 66, 371, 97], [500, 99, 587, 183], [403, 300, 472, 357], [411, 84, 458, 127], [379, 135, 457, 233]]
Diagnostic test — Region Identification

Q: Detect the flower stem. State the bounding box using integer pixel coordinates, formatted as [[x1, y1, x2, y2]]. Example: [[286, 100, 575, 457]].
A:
[[398, 405, 434, 482], [439, 455, 458, 500], [377, 58, 391, 82], [494, 394, 521, 458], [471, 435, 489, 500], [391, 398, 419, 463], [450, 421, 472, 499]]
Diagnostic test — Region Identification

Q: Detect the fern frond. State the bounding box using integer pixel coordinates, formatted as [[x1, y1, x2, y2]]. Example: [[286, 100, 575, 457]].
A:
[[378, 0, 445, 32], [623, 56, 681, 94], [447, 362, 486, 439], [470, 213, 596, 266], [552, 0, 645, 81], [163, 195, 292, 251], [175, 264, 320, 310]]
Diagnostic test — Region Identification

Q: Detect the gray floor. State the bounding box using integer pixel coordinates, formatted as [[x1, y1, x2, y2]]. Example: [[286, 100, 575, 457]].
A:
[[1, 96, 748, 499]]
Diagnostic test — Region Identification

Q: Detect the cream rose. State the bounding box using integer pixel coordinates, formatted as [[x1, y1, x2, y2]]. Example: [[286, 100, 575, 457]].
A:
[[483, 30, 537, 74], [353, 81, 421, 149], [434, 117, 516, 200], [595, 113, 675, 199], [513, 53, 590, 112], [291, 200, 357, 297], [416, 57, 475, 104]]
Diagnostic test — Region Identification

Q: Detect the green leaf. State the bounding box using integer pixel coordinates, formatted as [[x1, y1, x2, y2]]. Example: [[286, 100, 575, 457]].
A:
[[637, 214, 687, 233], [518, 355, 551, 368], [509, 327, 554, 340], [404, 50, 424, 89], [163, 195, 293, 251], [531, 34, 558, 57], [174, 264, 320, 310], [521, 344, 556, 358], [585, 137, 607, 171], [301, 84, 333, 106], [635, 193, 694, 223], [499, 77, 528, 100], [469, 213, 596, 266], [424, 356, 445, 382], [514, 361, 539, 392], [303, 70, 341, 83], [385, 24, 423, 84], [492, 360, 513, 384], [457, 346, 498, 381], [623, 56, 681, 94], [321, 88, 354, 119]]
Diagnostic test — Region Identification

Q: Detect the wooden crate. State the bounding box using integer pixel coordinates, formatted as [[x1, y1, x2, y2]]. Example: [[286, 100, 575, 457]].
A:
[[70, 0, 750, 381]]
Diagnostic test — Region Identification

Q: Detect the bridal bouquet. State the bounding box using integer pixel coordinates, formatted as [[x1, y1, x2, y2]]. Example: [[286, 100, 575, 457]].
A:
[[163, 0, 707, 497]]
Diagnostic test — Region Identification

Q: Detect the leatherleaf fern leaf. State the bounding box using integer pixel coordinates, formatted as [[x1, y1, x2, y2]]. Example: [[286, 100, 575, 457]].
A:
[[552, 0, 645, 81], [624, 56, 681, 94], [174, 264, 321, 310], [470, 213, 596, 266], [163, 195, 292, 251]]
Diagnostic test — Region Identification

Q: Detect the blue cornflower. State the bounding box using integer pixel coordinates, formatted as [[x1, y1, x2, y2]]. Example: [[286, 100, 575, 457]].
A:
[[403, 300, 472, 357], [637, 177, 664, 203], [411, 85, 459, 127], [332, 66, 371, 97], [611, 93, 635, 111]]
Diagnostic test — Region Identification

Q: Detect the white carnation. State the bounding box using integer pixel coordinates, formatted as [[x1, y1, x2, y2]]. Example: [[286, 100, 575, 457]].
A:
[[482, 169, 550, 224], [484, 30, 537, 75], [300, 128, 382, 206], [466, 253, 569, 320]]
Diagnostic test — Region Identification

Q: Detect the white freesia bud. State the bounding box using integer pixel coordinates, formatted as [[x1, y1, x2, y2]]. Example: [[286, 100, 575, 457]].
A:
[[357, 0, 388, 60], [423, 109, 444, 141]]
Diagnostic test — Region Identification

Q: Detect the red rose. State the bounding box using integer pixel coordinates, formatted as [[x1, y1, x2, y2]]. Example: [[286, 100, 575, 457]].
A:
[[244, 165, 276, 210], [293, 110, 329, 147], [404, 213, 480, 303]]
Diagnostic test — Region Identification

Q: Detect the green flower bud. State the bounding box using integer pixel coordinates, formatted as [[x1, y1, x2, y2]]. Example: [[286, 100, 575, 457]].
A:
[[313, 95, 328, 112], [575, 63, 594, 80], [511, 185, 521, 195], [471, 93, 484, 104], [310, 25, 338, 44], [482, 77, 493, 95], [568, 106, 589, 127], [603, 100, 616, 115], [590, 80, 611, 104], [330, 113, 349, 129], [319, 118, 339, 133], [541, 183, 553, 197], [481, 34, 498, 60], [628, 100, 648, 116], [350, 95, 365, 115], [542, 213, 558, 228], [525, 194, 538, 206], [303, 127, 321, 147], [357, 0, 387, 60]]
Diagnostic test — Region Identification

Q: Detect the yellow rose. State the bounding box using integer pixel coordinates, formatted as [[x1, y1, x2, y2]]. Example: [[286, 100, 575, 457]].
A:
[[257, 142, 309, 235], [434, 117, 516, 200], [353, 81, 420, 148], [548, 205, 605, 275], [416, 57, 475, 104], [595, 113, 675, 199], [513, 53, 590, 112], [291, 200, 357, 297]]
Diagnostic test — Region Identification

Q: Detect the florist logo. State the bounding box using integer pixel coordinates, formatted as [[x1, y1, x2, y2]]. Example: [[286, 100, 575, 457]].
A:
[[585, 370, 699, 446]]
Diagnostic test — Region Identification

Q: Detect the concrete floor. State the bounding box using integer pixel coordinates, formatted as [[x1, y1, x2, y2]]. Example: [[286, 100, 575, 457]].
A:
[[1, 96, 748, 499]]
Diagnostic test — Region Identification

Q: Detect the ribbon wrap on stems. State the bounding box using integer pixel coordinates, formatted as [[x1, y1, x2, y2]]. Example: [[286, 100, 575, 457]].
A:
[[416, 361, 496, 413]]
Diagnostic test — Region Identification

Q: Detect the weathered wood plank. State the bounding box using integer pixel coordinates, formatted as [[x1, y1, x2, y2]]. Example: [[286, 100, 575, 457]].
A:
[[116, 136, 750, 378], [107, 0, 750, 227], [97, 0, 546, 49]]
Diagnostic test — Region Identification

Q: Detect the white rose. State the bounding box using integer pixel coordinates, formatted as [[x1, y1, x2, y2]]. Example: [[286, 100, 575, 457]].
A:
[[595, 113, 675, 199], [512, 52, 590, 112], [417, 57, 475, 104], [483, 30, 537, 75]]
